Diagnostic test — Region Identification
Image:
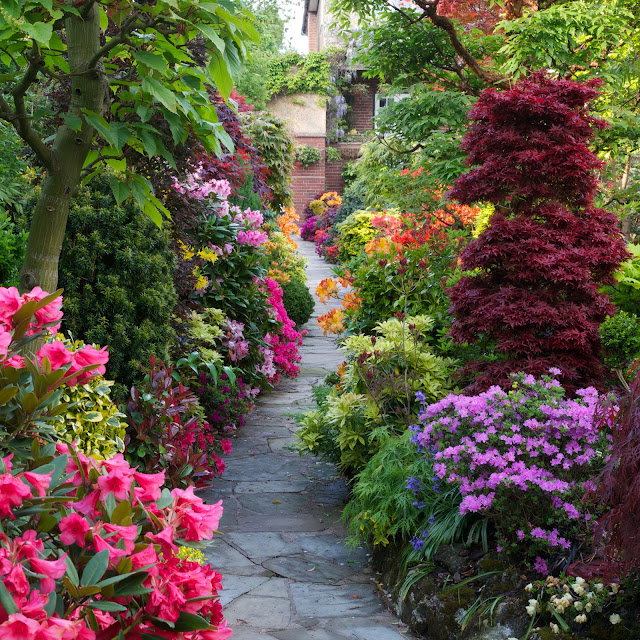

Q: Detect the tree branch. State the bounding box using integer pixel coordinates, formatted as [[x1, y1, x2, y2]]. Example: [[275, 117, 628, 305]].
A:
[[0, 43, 54, 170], [80, 152, 128, 179], [86, 13, 141, 69], [413, 0, 511, 89], [0, 94, 53, 170]]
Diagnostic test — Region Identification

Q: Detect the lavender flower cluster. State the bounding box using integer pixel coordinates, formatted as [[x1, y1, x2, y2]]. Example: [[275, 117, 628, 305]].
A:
[[411, 371, 614, 556]]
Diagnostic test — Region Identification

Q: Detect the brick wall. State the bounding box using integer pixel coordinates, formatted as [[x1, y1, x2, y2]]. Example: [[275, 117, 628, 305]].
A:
[[325, 157, 344, 194], [308, 13, 318, 52], [352, 80, 377, 133], [291, 135, 326, 214]]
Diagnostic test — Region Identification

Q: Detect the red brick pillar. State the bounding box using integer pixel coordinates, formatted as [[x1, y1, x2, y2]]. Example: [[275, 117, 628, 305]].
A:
[[291, 136, 326, 214]]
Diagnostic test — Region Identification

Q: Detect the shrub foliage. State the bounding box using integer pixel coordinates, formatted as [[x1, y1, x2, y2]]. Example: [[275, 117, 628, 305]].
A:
[[448, 73, 628, 391]]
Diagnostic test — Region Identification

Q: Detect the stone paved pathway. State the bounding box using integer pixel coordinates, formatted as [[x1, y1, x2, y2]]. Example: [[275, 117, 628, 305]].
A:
[[201, 240, 414, 640]]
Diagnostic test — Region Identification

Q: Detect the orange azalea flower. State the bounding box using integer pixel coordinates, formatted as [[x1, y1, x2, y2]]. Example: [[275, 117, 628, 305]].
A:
[[316, 278, 341, 303], [317, 308, 345, 335], [365, 236, 392, 255], [343, 292, 362, 311], [337, 275, 352, 288]]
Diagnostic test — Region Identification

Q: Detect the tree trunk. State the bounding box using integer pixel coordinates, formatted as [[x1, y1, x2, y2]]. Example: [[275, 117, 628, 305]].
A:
[[19, 4, 106, 294]]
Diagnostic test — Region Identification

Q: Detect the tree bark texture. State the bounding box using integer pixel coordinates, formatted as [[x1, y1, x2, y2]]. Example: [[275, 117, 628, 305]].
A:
[[19, 3, 107, 294]]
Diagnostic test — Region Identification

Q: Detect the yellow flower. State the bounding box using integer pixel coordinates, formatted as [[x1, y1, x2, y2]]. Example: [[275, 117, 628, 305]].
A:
[[178, 239, 195, 260], [194, 273, 209, 291], [197, 247, 218, 263]]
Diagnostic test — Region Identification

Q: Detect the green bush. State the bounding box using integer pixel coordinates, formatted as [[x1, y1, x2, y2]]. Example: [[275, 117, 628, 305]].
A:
[[0, 211, 27, 287], [599, 311, 640, 372], [281, 277, 315, 326], [57, 175, 177, 397], [58, 376, 126, 460], [294, 144, 322, 167], [296, 315, 455, 476], [604, 243, 640, 314], [343, 431, 436, 547], [335, 209, 400, 260]]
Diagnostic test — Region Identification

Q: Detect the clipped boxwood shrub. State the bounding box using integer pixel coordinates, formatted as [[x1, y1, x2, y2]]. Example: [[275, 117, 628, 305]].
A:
[[58, 175, 177, 397], [281, 277, 315, 327]]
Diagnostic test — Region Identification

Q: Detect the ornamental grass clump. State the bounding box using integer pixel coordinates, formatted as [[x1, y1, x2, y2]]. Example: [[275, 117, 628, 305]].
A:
[[448, 72, 628, 392], [412, 371, 613, 560]]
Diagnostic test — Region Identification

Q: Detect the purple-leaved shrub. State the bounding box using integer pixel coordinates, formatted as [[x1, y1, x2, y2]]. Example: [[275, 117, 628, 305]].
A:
[[412, 371, 614, 559]]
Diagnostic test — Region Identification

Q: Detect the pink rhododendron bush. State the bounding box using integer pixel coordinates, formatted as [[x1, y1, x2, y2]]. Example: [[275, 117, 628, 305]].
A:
[[411, 371, 614, 567], [173, 175, 302, 397], [0, 446, 230, 639], [0, 285, 107, 380], [0, 287, 231, 639]]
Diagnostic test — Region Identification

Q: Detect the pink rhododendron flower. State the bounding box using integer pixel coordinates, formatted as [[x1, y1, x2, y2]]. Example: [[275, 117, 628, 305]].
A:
[[65, 344, 109, 385], [0, 613, 42, 640], [200, 620, 233, 640], [29, 555, 67, 593], [97, 468, 133, 501], [0, 287, 21, 329], [22, 471, 52, 497], [59, 513, 90, 547], [133, 470, 165, 502], [146, 525, 179, 555], [102, 523, 138, 554], [21, 286, 64, 335], [37, 340, 73, 370], [0, 330, 11, 357], [0, 473, 32, 518]]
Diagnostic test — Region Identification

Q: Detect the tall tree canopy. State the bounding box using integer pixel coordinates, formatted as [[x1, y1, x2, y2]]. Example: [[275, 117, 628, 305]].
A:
[[0, 0, 258, 293]]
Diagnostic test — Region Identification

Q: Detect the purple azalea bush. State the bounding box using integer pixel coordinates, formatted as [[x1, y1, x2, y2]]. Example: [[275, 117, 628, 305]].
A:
[[411, 371, 614, 559]]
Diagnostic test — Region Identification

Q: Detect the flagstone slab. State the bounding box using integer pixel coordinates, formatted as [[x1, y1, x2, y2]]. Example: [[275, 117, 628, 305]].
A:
[[237, 492, 309, 515], [323, 618, 411, 639], [224, 595, 292, 630], [290, 582, 386, 619], [226, 532, 303, 559], [233, 480, 310, 494], [247, 577, 291, 599], [262, 554, 355, 584], [220, 575, 270, 606]]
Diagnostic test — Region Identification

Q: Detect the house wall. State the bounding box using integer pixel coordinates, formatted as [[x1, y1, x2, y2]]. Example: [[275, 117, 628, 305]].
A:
[[351, 79, 377, 133], [308, 12, 319, 52], [291, 136, 327, 213]]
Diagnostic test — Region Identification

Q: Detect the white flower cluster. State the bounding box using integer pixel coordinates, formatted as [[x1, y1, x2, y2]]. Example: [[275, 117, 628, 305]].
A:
[[524, 575, 623, 633]]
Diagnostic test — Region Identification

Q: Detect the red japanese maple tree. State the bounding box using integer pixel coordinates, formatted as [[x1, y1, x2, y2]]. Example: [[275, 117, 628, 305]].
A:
[[447, 72, 628, 392]]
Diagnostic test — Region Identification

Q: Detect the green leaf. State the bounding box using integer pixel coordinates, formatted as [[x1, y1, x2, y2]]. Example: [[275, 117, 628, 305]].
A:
[[135, 51, 168, 74], [113, 572, 153, 597], [83, 111, 111, 141], [209, 53, 233, 99], [108, 122, 130, 152], [22, 21, 53, 45], [81, 550, 110, 586], [173, 612, 212, 632], [156, 488, 173, 510], [0, 386, 18, 406], [142, 77, 177, 113], [197, 24, 225, 53], [99, 6, 109, 31], [0, 581, 19, 615], [110, 177, 130, 205], [63, 114, 83, 132], [64, 555, 80, 587], [87, 600, 128, 612]]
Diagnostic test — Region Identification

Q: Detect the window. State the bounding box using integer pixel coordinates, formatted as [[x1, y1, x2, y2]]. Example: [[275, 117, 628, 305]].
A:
[[374, 93, 409, 119]]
